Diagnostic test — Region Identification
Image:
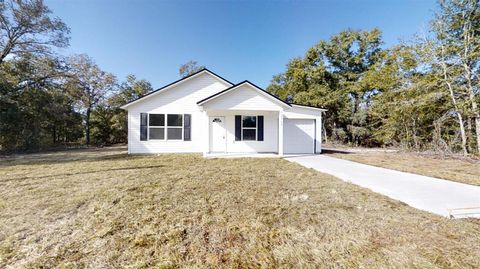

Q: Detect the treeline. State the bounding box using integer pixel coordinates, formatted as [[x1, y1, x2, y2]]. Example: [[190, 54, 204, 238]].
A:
[[2, 0, 478, 155], [268, 0, 480, 155], [0, 0, 152, 152]]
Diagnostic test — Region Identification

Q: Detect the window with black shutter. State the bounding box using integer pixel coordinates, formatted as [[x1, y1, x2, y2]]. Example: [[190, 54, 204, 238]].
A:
[[234, 115, 264, 141], [142, 113, 190, 141]]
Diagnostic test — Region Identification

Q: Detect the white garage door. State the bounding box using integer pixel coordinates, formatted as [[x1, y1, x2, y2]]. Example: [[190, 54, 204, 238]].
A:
[[283, 119, 315, 154]]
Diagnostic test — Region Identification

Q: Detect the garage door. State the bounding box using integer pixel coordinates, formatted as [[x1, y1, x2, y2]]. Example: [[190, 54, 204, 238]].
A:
[[283, 119, 315, 154]]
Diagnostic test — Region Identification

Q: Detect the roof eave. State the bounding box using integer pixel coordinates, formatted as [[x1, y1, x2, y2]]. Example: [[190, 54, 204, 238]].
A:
[[290, 104, 328, 112], [120, 68, 233, 110]]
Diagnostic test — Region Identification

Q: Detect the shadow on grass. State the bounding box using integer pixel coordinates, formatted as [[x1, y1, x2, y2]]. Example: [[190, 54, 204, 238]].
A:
[[0, 151, 132, 168], [321, 148, 354, 155], [1, 164, 166, 182]]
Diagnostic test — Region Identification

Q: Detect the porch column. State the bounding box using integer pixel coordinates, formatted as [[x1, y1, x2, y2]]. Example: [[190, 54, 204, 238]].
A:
[[203, 110, 209, 157], [315, 114, 322, 154], [278, 110, 284, 156]]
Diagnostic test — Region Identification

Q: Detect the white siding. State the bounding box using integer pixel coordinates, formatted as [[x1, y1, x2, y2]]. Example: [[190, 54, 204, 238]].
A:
[[125, 71, 324, 155], [284, 105, 322, 119], [127, 73, 230, 153], [201, 84, 284, 111], [206, 110, 278, 153]]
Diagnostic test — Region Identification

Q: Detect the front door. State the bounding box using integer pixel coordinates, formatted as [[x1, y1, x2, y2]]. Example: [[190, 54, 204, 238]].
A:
[[210, 116, 226, 152]]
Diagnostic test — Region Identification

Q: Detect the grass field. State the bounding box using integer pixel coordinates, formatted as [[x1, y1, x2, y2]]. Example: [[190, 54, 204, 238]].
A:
[[1, 147, 479, 268], [326, 150, 480, 186]]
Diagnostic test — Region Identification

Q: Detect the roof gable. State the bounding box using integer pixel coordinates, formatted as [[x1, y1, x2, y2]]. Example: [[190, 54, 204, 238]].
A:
[[197, 81, 291, 109], [121, 68, 233, 109]]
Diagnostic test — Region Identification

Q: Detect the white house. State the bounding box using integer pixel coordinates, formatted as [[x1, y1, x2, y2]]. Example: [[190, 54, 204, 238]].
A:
[[120, 68, 326, 156]]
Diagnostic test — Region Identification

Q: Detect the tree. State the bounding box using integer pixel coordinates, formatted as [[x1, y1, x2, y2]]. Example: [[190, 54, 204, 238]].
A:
[[431, 0, 480, 154], [0, 55, 82, 151], [0, 0, 69, 64], [0, 0, 76, 152], [179, 60, 204, 77], [368, 44, 455, 151], [109, 74, 152, 107], [105, 74, 152, 144], [422, 35, 469, 154], [267, 29, 384, 145], [66, 54, 116, 145]]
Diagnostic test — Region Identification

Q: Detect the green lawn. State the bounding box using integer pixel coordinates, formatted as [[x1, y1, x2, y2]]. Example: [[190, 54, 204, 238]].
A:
[[0, 147, 479, 268]]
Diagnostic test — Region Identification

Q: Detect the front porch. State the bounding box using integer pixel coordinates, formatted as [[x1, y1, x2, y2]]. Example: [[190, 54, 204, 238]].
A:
[[201, 109, 284, 157], [196, 81, 323, 157], [203, 152, 281, 159], [204, 152, 318, 159]]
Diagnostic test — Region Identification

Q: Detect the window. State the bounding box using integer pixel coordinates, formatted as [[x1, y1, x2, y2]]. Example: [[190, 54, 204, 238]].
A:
[[143, 113, 189, 141], [149, 114, 165, 140], [167, 114, 183, 140], [242, 116, 257, 141], [149, 114, 164, 126]]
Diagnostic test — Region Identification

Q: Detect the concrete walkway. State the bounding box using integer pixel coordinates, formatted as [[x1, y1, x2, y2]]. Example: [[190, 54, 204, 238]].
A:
[[285, 155, 480, 218]]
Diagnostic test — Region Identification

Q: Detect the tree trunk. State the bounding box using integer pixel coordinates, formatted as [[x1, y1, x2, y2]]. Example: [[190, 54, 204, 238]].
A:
[[466, 117, 473, 152], [456, 113, 468, 155], [463, 65, 480, 153], [412, 118, 419, 150], [441, 62, 468, 155], [460, 3, 480, 154], [448, 99, 467, 155], [323, 122, 328, 143], [52, 126, 56, 144], [473, 112, 480, 154], [86, 107, 91, 145]]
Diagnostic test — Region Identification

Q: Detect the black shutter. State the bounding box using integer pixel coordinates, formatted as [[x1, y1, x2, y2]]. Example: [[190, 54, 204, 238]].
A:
[[140, 113, 148, 141], [235, 115, 241, 141], [184, 114, 191, 141], [257, 115, 264, 141]]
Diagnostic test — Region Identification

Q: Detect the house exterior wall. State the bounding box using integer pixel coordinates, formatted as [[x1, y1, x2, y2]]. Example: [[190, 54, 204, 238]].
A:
[[126, 73, 230, 153], [201, 84, 285, 111], [207, 110, 279, 153], [284, 105, 322, 119], [124, 71, 324, 155]]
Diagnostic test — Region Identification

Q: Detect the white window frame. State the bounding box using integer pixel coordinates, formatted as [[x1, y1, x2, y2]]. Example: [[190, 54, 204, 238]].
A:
[[147, 113, 184, 141], [241, 115, 257, 141], [148, 114, 165, 140], [166, 114, 183, 140]]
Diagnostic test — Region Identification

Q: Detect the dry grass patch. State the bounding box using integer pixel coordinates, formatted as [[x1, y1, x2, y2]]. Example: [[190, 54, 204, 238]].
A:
[[0, 147, 479, 268], [327, 151, 480, 186]]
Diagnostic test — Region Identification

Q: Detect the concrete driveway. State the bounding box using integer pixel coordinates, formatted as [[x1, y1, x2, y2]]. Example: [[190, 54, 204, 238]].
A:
[[285, 155, 480, 218]]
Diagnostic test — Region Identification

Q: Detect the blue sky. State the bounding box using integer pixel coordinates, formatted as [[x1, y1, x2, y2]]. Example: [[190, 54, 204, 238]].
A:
[[46, 0, 437, 89]]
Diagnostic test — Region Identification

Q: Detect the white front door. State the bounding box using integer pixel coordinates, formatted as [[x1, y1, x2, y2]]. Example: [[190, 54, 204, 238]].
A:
[[210, 116, 226, 152]]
